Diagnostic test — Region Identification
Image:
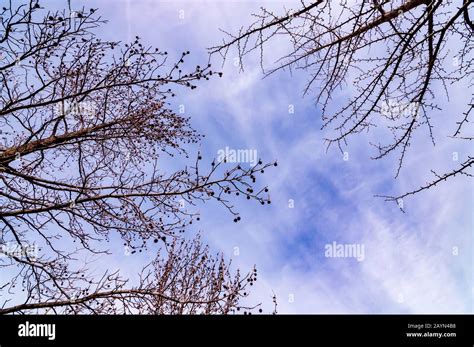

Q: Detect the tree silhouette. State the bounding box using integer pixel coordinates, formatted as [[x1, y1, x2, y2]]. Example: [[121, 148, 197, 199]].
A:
[[211, 0, 473, 206], [0, 235, 260, 314], [0, 1, 273, 314]]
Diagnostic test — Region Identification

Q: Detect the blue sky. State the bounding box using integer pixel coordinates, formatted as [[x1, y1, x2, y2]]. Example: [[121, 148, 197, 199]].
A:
[[61, 0, 474, 313]]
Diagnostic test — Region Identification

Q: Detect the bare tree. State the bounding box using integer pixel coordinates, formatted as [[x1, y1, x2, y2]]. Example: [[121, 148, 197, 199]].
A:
[[0, 235, 260, 314], [211, 0, 473, 206], [0, 1, 275, 314]]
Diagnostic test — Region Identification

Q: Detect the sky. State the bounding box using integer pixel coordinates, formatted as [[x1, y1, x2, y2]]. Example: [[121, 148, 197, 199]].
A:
[[58, 0, 474, 313]]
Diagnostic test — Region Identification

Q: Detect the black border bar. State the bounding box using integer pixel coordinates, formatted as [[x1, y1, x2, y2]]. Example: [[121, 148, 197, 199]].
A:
[[0, 314, 472, 346]]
